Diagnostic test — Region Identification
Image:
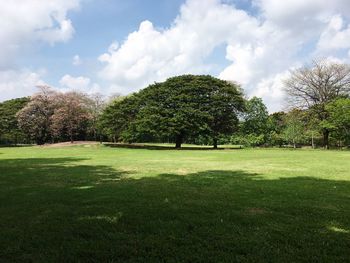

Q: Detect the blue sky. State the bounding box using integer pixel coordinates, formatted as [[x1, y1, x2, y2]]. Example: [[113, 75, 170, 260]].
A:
[[1, 0, 350, 112], [22, 0, 186, 84]]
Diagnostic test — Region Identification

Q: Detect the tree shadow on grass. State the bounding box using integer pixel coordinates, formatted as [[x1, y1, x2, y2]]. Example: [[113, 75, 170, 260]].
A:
[[0, 144, 34, 148], [104, 143, 242, 150], [0, 158, 349, 262]]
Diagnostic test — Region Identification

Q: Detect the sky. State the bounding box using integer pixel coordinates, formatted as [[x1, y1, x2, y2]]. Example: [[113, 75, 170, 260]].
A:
[[1, 0, 350, 112]]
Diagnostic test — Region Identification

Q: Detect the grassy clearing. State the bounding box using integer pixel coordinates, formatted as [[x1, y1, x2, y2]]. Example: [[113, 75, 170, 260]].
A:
[[0, 145, 349, 262]]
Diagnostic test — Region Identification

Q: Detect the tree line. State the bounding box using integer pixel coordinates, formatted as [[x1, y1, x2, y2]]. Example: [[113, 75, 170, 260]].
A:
[[0, 59, 349, 148]]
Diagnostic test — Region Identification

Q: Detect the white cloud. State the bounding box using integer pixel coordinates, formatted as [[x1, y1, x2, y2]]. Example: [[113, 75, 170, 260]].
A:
[[99, 0, 350, 112], [99, 0, 259, 94], [0, 69, 46, 101], [59, 75, 101, 94], [316, 15, 350, 52], [2, 0, 350, 111], [254, 0, 350, 24], [73, 55, 82, 66], [0, 0, 80, 68], [251, 71, 291, 112], [0, 0, 80, 102]]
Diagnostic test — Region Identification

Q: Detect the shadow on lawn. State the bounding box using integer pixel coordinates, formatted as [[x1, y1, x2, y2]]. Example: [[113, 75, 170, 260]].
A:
[[0, 157, 349, 262], [105, 143, 242, 150], [0, 144, 34, 148]]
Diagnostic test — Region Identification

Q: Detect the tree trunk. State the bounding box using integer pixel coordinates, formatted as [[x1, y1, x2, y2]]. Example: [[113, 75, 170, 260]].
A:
[[213, 137, 218, 149], [311, 131, 315, 149], [70, 133, 74, 144], [323, 129, 329, 149], [175, 134, 182, 149]]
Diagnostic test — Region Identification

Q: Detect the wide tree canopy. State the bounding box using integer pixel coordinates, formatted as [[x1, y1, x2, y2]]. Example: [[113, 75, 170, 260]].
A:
[[101, 75, 245, 148]]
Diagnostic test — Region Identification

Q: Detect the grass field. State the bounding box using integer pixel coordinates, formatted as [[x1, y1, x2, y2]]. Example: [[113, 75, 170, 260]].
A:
[[0, 145, 349, 262]]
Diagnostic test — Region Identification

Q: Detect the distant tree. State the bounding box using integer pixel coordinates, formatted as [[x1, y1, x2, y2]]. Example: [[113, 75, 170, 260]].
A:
[[303, 110, 321, 148], [0, 97, 30, 144], [17, 86, 58, 145], [99, 95, 140, 143], [51, 92, 91, 143], [268, 112, 286, 132], [324, 98, 350, 147], [284, 59, 350, 148], [267, 111, 287, 147], [242, 97, 269, 135], [86, 93, 106, 141], [282, 110, 304, 148]]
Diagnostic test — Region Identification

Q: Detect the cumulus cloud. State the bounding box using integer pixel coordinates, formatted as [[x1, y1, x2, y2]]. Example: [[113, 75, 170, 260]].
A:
[[0, 0, 80, 102], [0, 69, 46, 101], [0, 0, 80, 68], [99, 0, 350, 111], [59, 75, 101, 94], [99, 0, 259, 94], [2, 0, 350, 111], [316, 15, 350, 52]]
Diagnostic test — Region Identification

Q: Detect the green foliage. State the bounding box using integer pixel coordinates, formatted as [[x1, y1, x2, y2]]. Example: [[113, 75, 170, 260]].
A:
[[242, 97, 269, 136], [282, 110, 304, 148], [324, 98, 350, 146], [100, 75, 245, 148], [0, 97, 30, 144], [268, 112, 286, 134], [99, 95, 141, 142], [284, 60, 350, 148], [233, 97, 270, 147]]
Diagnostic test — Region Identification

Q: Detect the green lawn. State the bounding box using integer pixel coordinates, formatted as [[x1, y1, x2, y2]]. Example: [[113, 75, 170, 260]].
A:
[[0, 145, 349, 262]]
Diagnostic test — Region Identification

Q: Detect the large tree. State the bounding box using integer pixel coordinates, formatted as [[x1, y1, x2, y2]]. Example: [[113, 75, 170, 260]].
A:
[[135, 75, 245, 148], [17, 86, 58, 145], [199, 78, 245, 148], [284, 59, 350, 148]]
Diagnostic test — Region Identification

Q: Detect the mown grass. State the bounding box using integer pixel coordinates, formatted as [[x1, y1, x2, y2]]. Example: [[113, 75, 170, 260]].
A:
[[0, 145, 349, 262]]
